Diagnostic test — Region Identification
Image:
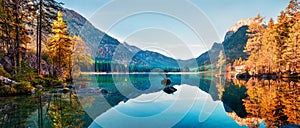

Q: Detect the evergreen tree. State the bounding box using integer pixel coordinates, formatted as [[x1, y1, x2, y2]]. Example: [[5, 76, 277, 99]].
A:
[[217, 50, 226, 74], [31, 0, 62, 74], [240, 0, 300, 75], [261, 18, 277, 73], [244, 14, 265, 73], [277, 0, 299, 73], [48, 11, 72, 78], [0, 0, 32, 73], [286, 12, 300, 73]]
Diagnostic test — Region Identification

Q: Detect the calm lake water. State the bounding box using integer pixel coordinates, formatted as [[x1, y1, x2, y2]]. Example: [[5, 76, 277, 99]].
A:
[[1, 74, 299, 128]]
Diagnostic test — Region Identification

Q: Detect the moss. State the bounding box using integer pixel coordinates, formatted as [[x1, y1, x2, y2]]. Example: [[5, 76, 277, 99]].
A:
[[12, 81, 33, 94], [0, 86, 17, 96], [0, 66, 11, 78], [12, 60, 37, 82], [54, 79, 63, 85]]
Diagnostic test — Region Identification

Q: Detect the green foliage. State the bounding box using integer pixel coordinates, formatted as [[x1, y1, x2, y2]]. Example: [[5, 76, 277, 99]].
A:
[[0, 85, 17, 96], [46, 78, 62, 86], [31, 76, 62, 87], [13, 60, 37, 82], [0, 66, 10, 78], [11, 60, 62, 88], [12, 81, 33, 94]]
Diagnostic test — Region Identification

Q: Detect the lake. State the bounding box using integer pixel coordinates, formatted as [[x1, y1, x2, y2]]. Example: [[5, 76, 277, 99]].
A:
[[0, 74, 299, 127]]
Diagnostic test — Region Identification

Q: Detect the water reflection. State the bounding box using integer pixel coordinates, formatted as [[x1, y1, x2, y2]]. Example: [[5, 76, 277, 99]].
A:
[[47, 92, 93, 128], [75, 74, 219, 120], [1, 74, 299, 127], [81, 74, 300, 127], [242, 78, 300, 127], [77, 74, 233, 127], [89, 85, 243, 128], [0, 91, 92, 128], [0, 94, 50, 128]]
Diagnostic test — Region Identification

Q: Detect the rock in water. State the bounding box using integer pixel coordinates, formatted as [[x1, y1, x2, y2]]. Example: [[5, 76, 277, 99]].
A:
[[62, 88, 70, 93], [161, 78, 171, 86], [101, 89, 109, 94], [235, 71, 250, 80], [163, 86, 177, 94]]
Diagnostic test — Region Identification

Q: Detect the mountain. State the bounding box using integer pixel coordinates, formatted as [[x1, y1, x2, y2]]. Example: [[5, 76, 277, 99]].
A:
[[223, 26, 249, 62], [64, 8, 251, 71], [224, 18, 257, 40], [183, 23, 250, 69], [63, 9, 120, 56], [63, 8, 179, 71]]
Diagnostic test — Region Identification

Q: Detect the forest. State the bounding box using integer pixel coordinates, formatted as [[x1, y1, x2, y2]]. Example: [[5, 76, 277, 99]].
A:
[[234, 0, 300, 77], [0, 0, 299, 96], [0, 0, 92, 96], [94, 59, 182, 72]]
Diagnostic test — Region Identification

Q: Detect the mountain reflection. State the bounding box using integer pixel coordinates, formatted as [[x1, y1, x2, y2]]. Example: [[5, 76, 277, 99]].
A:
[[2, 74, 298, 127]]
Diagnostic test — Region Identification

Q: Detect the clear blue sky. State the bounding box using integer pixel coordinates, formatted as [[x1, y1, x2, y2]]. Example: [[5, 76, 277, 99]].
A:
[[58, 0, 289, 60]]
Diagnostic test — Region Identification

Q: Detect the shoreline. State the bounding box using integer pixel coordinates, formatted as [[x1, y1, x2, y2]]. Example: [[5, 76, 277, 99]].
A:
[[80, 72, 206, 75]]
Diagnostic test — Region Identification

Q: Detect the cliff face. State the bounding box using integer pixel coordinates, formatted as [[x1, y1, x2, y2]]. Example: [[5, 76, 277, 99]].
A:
[[181, 24, 249, 68], [0, 53, 56, 75], [25, 53, 55, 75], [225, 18, 258, 40]]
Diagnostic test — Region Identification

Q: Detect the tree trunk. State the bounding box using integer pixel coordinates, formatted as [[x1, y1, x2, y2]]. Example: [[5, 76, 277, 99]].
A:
[[69, 54, 72, 82], [36, 14, 39, 74], [3, 1, 11, 55], [15, 0, 20, 73], [38, 0, 43, 75]]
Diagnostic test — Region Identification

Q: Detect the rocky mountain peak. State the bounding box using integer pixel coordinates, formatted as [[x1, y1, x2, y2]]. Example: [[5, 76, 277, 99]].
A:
[[227, 18, 256, 32], [224, 18, 259, 41]]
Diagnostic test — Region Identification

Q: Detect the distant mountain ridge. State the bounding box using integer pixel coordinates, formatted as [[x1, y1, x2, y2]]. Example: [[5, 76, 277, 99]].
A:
[[63, 8, 250, 70], [181, 25, 249, 69], [225, 18, 257, 41], [63, 8, 179, 70]]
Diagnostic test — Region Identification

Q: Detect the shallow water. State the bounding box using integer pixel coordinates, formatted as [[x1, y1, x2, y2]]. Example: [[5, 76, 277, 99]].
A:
[[1, 74, 299, 127]]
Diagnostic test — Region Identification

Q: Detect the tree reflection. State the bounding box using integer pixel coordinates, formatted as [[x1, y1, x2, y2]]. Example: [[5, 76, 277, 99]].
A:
[[47, 92, 93, 128], [243, 78, 300, 127]]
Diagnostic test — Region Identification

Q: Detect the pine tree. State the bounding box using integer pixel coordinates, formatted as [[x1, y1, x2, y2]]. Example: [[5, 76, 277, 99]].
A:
[[287, 12, 300, 73], [48, 11, 72, 78], [277, 0, 299, 73], [31, 0, 62, 74], [261, 18, 277, 73], [0, 0, 32, 73], [244, 14, 265, 73], [217, 50, 226, 74]]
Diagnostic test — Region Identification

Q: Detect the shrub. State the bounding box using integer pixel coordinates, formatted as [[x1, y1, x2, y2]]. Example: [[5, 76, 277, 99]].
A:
[[31, 77, 46, 87], [39, 76, 62, 87], [13, 81, 33, 94], [0, 66, 11, 78], [0, 86, 17, 96], [54, 79, 63, 85]]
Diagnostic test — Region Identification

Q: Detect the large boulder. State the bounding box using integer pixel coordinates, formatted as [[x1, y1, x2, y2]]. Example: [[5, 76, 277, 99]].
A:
[[0, 76, 17, 85], [0, 56, 13, 73]]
